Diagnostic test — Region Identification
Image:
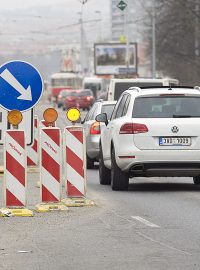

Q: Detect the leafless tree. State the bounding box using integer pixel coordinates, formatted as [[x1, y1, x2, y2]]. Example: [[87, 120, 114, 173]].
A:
[[143, 0, 200, 85]]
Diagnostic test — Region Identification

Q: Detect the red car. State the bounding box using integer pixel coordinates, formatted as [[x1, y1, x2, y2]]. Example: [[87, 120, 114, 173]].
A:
[[77, 89, 95, 110], [62, 90, 79, 110]]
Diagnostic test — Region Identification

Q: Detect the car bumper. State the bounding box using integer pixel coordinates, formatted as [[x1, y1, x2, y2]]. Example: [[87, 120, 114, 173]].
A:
[[115, 149, 200, 177], [87, 135, 100, 160]]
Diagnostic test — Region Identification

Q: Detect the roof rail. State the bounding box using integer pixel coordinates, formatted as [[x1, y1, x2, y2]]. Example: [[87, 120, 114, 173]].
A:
[[128, 87, 142, 92]]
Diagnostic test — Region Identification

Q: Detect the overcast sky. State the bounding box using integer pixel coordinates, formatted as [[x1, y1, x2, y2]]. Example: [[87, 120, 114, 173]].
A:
[[0, 0, 110, 18], [0, 0, 110, 54]]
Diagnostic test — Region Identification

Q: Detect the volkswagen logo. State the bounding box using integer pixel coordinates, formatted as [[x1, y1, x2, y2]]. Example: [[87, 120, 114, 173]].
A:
[[171, 126, 179, 133]]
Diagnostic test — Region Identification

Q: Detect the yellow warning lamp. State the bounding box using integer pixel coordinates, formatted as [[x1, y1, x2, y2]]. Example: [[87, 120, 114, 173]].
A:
[[66, 108, 81, 124], [7, 110, 23, 129], [43, 108, 58, 127]]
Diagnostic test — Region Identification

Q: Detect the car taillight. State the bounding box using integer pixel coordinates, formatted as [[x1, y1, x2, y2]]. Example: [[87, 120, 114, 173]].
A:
[[119, 123, 148, 134], [90, 122, 101, 135]]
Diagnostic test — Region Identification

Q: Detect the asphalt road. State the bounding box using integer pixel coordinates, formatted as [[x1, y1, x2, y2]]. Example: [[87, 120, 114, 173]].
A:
[[0, 100, 200, 269]]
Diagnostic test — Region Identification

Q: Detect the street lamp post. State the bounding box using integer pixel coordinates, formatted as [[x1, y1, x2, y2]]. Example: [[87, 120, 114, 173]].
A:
[[125, 0, 130, 71], [78, 0, 88, 74], [95, 11, 102, 42], [152, 0, 156, 78]]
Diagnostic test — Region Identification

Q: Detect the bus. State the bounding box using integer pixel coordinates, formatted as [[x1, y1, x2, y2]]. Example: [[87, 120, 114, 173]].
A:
[[50, 72, 83, 102], [107, 78, 179, 101], [83, 77, 103, 99]]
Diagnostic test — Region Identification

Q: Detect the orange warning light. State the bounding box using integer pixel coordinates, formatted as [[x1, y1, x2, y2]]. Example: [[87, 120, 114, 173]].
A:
[[7, 110, 23, 126], [43, 108, 58, 125]]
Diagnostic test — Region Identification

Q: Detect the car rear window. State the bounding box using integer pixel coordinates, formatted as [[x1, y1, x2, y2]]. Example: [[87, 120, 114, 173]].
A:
[[114, 82, 163, 100], [101, 104, 116, 120], [132, 96, 200, 118], [66, 91, 77, 96], [60, 91, 68, 97], [79, 90, 93, 96]]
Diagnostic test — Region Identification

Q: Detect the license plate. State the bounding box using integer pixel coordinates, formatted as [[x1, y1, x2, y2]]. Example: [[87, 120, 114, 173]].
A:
[[159, 137, 191, 146]]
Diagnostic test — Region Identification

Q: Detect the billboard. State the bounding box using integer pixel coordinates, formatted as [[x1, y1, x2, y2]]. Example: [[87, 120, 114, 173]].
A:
[[94, 43, 137, 75]]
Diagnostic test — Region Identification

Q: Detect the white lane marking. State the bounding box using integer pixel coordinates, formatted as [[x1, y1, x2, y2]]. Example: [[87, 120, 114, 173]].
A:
[[137, 231, 192, 256], [131, 216, 160, 228]]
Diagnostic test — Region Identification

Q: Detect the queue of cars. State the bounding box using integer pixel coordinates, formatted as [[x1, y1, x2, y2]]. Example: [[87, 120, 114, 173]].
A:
[[81, 77, 200, 192], [57, 89, 95, 111], [96, 86, 200, 190], [52, 76, 200, 191]]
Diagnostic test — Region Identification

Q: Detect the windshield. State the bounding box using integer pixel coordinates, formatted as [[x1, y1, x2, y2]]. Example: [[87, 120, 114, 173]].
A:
[[101, 104, 116, 120], [84, 83, 101, 91], [114, 82, 163, 100], [79, 90, 93, 96], [51, 77, 82, 88], [66, 91, 77, 97], [132, 96, 200, 118], [59, 90, 68, 97]]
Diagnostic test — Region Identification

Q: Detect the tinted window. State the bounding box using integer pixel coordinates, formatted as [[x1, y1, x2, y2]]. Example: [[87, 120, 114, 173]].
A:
[[114, 82, 163, 100], [101, 104, 116, 120], [84, 104, 96, 121], [60, 90, 68, 97], [79, 90, 93, 96], [132, 96, 200, 118], [122, 94, 131, 116], [66, 91, 77, 96], [90, 105, 99, 120], [115, 95, 128, 118], [84, 83, 101, 91]]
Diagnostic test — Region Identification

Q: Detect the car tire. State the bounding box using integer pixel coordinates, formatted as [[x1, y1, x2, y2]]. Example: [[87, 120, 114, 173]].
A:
[[87, 155, 94, 169], [111, 147, 129, 191], [99, 146, 111, 185], [193, 176, 200, 185]]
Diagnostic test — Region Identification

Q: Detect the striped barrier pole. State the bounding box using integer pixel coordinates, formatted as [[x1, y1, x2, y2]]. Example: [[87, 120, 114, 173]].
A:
[[27, 116, 39, 168], [62, 126, 94, 206], [1, 130, 33, 216], [36, 127, 67, 212], [65, 126, 86, 198], [40, 120, 56, 128]]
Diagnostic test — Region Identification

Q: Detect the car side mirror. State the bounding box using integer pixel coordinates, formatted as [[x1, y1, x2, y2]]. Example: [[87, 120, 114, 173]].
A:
[[95, 113, 108, 126]]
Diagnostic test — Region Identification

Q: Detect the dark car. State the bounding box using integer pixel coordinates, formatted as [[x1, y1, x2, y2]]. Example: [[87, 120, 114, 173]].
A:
[[57, 89, 69, 108], [62, 90, 79, 110], [77, 89, 95, 110]]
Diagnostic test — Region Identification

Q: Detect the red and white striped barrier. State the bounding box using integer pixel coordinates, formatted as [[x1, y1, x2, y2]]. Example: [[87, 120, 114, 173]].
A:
[[27, 116, 39, 166], [4, 130, 27, 207], [40, 127, 61, 202], [64, 126, 86, 198], [40, 120, 56, 128]]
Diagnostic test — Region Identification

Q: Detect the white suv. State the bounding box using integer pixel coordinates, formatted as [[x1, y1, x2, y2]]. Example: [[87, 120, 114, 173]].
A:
[[96, 86, 200, 190]]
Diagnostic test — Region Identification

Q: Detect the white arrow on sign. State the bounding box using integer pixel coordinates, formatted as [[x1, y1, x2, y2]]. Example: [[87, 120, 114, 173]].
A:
[[0, 69, 32, 101]]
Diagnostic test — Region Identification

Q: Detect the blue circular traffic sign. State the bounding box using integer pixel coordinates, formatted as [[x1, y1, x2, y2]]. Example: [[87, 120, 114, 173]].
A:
[[0, 60, 43, 111]]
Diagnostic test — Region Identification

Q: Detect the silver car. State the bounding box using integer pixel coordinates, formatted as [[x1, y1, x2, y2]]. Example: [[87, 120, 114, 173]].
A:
[[82, 100, 116, 169]]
